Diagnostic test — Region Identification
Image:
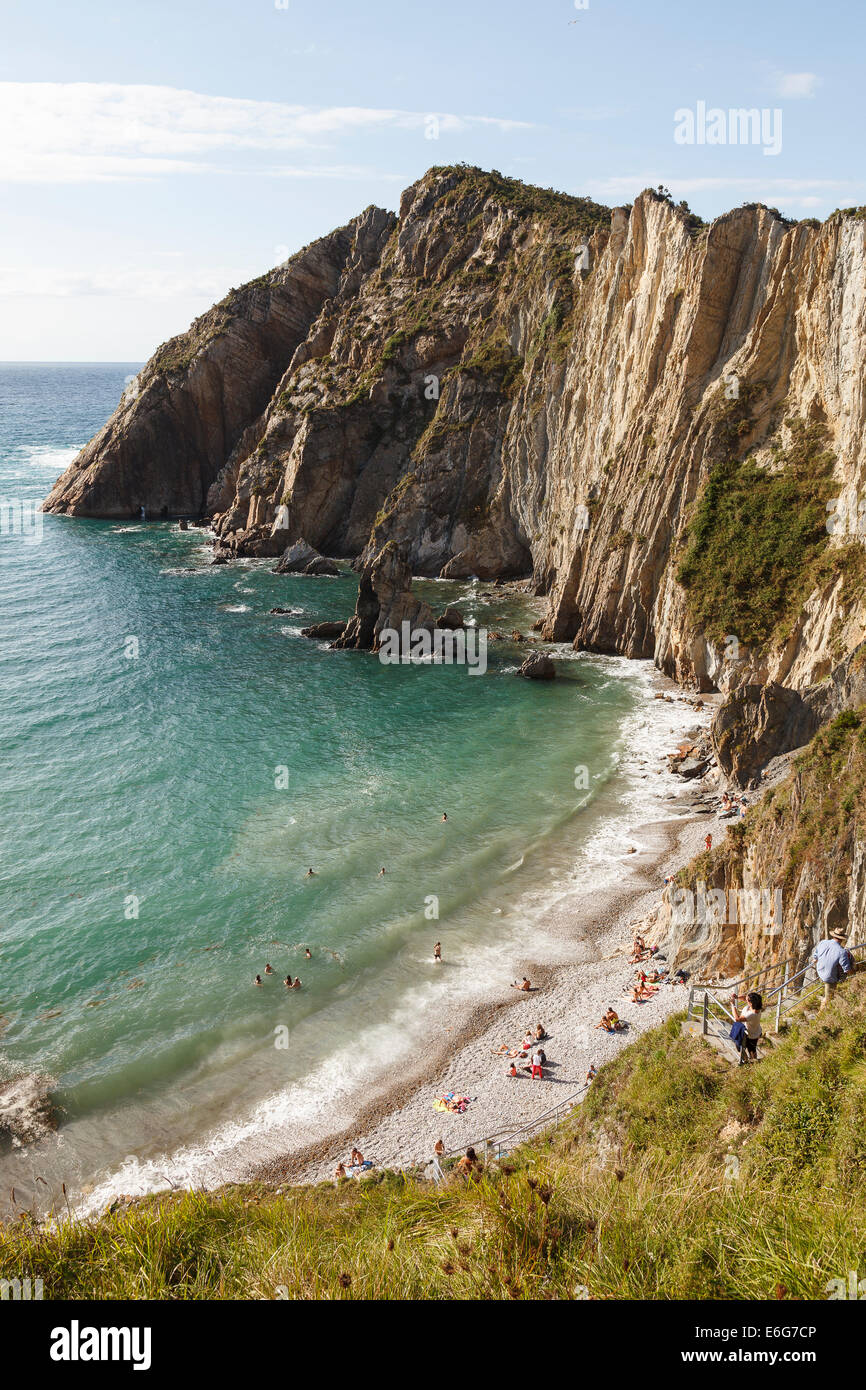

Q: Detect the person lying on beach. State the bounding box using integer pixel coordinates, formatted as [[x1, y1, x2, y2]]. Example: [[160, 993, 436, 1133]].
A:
[[629, 983, 658, 1002], [511, 977, 532, 991]]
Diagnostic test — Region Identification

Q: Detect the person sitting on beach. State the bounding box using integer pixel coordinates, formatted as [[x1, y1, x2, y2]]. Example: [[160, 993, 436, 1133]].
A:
[[511, 977, 532, 992], [585, 1064, 597, 1084], [521, 1031, 534, 1050], [508, 1061, 519, 1078], [535, 1024, 548, 1040], [595, 1008, 623, 1033], [264, 963, 274, 975], [254, 974, 263, 987], [454, 1147, 480, 1179], [350, 1146, 364, 1167], [334, 1162, 347, 1181], [434, 1139, 445, 1158]]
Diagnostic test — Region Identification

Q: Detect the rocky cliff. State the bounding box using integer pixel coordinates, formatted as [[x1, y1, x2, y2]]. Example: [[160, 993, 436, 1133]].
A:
[[43, 167, 866, 975], [45, 166, 866, 697]]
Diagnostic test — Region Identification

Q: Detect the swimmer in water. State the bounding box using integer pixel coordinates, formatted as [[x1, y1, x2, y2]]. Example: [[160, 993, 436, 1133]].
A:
[[433, 942, 442, 962], [304, 948, 312, 959], [305, 868, 316, 878], [292, 977, 301, 989], [378, 867, 386, 876], [442, 813, 447, 822], [254, 975, 263, 987], [264, 964, 274, 975], [284, 976, 292, 988]]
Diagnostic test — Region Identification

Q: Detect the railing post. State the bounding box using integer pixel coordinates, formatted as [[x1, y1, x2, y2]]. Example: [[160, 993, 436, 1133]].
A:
[[702, 991, 709, 1036], [775, 961, 789, 1033]]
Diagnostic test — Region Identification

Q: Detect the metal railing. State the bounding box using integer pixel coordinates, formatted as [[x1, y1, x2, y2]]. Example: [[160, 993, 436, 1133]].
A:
[[686, 942, 866, 1043]]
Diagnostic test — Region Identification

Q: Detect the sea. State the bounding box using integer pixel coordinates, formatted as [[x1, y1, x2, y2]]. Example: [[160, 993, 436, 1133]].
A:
[[0, 362, 697, 1214]]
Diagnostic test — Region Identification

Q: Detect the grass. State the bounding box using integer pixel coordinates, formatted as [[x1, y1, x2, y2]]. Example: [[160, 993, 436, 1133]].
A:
[[4, 977, 866, 1300], [677, 418, 866, 650]]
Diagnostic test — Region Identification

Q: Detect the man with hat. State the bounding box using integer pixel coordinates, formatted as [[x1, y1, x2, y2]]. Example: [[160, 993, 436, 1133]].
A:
[[812, 927, 855, 1008]]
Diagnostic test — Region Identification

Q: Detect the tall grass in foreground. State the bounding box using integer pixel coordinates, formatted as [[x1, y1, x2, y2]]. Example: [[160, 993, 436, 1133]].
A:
[[4, 980, 866, 1300]]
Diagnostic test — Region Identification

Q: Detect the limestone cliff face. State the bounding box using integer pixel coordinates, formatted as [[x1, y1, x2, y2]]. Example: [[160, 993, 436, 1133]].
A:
[[46, 166, 866, 709]]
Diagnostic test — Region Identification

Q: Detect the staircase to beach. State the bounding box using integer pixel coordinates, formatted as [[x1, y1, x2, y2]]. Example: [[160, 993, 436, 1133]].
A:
[[682, 943, 866, 1065]]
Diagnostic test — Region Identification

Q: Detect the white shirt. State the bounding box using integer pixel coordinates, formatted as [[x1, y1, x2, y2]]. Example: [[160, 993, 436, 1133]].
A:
[[741, 1006, 762, 1039]]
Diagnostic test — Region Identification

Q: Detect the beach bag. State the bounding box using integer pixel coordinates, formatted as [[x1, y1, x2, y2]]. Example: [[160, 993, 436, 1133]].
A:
[[729, 1021, 746, 1047]]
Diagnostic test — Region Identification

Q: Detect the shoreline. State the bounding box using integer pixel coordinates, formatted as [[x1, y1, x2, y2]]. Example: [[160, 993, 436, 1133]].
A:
[[252, 696, 726, 1189]]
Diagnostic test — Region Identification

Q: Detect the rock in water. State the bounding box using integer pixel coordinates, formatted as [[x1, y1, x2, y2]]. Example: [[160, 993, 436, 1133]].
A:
[[336, 543, 435, 651], [518, 652, 556, 680], [0, 1073, 57, 1149], [273, 539, 323, 574], [304, 556, 341, 577], [300, 620, 347, 640], [436, 607, 466, 630]]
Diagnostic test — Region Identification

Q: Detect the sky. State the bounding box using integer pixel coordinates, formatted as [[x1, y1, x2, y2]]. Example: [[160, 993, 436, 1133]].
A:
[[1, 0, 863, 360]]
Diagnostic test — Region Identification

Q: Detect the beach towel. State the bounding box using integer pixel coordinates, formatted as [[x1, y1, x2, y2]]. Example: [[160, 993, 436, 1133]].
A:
[[729, 1021, 746, 1048]]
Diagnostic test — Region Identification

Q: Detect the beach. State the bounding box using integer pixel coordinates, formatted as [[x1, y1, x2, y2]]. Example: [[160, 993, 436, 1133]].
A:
[[254, 705, 727, 1188]]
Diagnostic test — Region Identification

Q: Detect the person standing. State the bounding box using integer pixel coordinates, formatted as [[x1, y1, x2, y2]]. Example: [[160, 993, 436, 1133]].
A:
[[730, 990, 763, 1063], [433, 942, 442, 963], [813, 927, 855, 1007]]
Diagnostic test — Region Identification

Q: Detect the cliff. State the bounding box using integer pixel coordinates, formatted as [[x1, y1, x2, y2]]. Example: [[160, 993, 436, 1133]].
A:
[[45, 166, 866, 697], [43, 166, 866, 975]]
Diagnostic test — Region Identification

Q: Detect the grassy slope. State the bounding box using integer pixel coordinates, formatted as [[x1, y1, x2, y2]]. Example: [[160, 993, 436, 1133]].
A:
[[3, 976, 866, 1300]]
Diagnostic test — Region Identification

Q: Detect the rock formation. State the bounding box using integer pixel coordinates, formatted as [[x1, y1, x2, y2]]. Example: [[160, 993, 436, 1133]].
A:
[[42, 166, 866, 978]]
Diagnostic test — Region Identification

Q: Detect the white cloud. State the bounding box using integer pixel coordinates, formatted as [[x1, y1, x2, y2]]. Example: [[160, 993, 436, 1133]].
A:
[[0, 265, 247, 300], [773, 71, 821, 98], [0, 83, 533, 183]]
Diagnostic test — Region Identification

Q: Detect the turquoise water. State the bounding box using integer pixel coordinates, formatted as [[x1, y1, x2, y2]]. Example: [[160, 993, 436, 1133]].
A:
[[0, 364, 682, 1208]]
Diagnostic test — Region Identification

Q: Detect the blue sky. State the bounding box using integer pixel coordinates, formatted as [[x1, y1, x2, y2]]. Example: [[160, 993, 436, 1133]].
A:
[[1, 0, 862, 359]]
